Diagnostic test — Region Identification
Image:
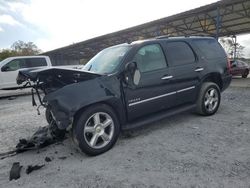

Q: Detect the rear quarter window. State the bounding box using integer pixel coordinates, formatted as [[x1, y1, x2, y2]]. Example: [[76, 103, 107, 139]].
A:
[[193, 39, 226, 59], [26, 58, 47, 67]]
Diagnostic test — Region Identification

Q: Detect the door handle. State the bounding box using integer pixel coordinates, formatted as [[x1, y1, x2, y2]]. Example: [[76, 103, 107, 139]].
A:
[[161, 75, 173, 80], [195, 67, 204, 72]]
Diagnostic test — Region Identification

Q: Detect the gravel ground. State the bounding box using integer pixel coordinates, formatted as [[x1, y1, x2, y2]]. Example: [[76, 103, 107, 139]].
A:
[[0, 87, 250, 188]]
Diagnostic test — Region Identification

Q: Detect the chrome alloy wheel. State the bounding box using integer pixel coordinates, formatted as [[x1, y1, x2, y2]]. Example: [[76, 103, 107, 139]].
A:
[[83, 112, 114, 149], [204, 88, 219, 112]]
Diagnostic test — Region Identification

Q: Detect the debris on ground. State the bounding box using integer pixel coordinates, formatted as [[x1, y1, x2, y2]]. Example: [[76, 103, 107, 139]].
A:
[[58, 156, 67, 160], [16, 123, 66, 153], [0, 123, 66, 160], [8, 96, 17, 100], [9, 162, 22, 181], [26, 164, 45, 174], [0, 150, 17, 160], [237, 122, 244, 127], [45, 156, 52, 162]]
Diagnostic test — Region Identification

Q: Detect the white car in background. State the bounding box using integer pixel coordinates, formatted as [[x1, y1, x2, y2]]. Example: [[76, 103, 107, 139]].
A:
[[0, 56, 82, 89]]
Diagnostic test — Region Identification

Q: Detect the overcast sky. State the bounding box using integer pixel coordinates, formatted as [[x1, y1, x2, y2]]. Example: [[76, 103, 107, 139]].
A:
[[0, 0, 250, 57]]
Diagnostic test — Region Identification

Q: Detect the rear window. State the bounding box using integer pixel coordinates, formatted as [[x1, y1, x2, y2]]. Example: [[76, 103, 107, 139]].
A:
[[193, 39, 226, 59]]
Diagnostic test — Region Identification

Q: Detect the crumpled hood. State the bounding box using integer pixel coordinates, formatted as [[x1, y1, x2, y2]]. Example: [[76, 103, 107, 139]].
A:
[[17, 67, 102, 91]]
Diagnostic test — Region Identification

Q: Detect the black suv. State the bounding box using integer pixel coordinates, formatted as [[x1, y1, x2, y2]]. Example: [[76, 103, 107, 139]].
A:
[[17, 36, 232, 155]]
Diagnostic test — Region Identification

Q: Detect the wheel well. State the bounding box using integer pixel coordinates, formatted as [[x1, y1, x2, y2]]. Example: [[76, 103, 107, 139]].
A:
[[73, 101, 121, 128], [202, 73, 223, 90]]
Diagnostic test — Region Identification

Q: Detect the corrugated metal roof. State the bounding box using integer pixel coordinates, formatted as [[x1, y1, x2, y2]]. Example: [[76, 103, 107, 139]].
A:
[[43, 0, 250, 62]]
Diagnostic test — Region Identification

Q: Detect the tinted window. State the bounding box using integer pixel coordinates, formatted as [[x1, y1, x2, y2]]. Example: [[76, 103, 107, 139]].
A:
[[133, 44, 166, 73], [2, 58, 47, 72], [164, 42, 195, 66], [26, 58, 47, 67], [193, 39, 225, 59], [2, 59, 27, 71], [237, 60, 248, 67]]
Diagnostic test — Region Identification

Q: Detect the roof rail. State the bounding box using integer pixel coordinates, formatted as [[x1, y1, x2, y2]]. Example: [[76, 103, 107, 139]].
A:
[[155, 35, 172, 39]]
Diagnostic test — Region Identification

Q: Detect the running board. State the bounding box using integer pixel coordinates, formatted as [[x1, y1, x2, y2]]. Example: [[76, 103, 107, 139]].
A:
[[122, 104, 196, 131]]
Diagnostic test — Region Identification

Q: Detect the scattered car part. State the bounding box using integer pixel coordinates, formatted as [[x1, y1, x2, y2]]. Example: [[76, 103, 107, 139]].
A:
[[45, 157, 52, 162], [58, 156, 67, 160], [16, 123, 65, 153], [0, 122, 66, 160], [9, 162, 22, 181], [26, 164, 45, 174]]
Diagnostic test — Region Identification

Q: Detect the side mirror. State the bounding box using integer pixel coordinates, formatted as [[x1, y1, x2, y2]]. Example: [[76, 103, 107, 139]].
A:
[[125, 62, 137, 73], [124, 62, 140, 86], [1, 66, 10, 72]]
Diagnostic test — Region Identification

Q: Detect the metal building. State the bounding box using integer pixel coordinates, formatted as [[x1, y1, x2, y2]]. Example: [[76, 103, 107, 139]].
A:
[[43, 0, 250, 65]]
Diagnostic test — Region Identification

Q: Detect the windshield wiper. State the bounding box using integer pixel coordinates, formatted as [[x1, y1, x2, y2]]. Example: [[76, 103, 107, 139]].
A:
[[87, 65, 92, 71]]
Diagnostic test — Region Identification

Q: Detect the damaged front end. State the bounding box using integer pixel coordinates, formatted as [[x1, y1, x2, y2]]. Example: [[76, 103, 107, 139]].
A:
[[17, 67, 102, 129]]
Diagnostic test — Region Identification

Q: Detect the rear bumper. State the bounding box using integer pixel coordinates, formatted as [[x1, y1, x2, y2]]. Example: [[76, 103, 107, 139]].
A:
[[221, 74, 232, 92]]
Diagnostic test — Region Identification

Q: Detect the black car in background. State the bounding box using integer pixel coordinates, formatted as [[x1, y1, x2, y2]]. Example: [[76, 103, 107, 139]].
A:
[[230, 59, 249, 78], [17, 36, 232, 156]]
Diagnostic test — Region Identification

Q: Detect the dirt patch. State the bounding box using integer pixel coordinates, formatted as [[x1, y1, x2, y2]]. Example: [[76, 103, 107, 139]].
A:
[[0, 88, 250, 187]]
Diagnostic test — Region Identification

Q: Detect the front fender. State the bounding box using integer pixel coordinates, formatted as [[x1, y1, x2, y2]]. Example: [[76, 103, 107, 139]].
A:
[[44, 76, 124, 129]]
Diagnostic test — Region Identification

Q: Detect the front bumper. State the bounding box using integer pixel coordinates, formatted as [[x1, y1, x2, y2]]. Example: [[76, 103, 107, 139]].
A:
[[50, 108, 72, 130]]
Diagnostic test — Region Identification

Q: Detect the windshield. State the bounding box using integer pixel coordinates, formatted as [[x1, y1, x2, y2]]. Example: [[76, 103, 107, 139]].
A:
[[83, 45, 131, 74]]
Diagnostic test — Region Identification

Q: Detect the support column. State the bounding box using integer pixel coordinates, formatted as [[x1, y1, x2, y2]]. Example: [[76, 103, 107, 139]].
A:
[[232, 35, 237, 60], [216, 6, 221, 40]]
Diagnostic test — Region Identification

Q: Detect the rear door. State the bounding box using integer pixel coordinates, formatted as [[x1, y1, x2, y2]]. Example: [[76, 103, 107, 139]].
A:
[[163, 41, 200, 106], [124, 43, 176, 120]]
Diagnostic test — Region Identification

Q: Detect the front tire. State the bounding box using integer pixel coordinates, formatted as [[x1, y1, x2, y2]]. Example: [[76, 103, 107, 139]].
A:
[[72, 104, 120, 156], [196, 82, 221, 116]]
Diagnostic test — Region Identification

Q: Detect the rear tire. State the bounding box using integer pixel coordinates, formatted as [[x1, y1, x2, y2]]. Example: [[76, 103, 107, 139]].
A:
[[72, 104, 120, 156], [196, 82, 221, 116], [242, 69, 249, 78]]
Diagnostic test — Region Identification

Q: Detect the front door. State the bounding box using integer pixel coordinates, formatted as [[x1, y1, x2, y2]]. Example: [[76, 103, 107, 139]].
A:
[[124, 43, 176, 121], [0, 58, 27, 89]]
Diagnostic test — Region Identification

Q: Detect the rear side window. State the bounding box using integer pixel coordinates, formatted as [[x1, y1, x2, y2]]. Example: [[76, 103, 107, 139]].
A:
[[193, 39, 226, 59], [164, 42, 196, 66], [26, 58, 47, 67]]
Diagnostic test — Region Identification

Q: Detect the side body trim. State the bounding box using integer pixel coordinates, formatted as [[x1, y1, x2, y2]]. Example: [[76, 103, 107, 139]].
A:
[[128, 86, 195, 107]]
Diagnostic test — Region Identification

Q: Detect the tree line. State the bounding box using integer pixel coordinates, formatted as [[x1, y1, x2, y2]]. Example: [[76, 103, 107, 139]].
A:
[[0, 40, 41, 61]]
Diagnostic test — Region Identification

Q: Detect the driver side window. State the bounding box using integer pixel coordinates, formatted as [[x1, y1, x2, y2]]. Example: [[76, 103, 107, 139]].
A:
[[2, 59, 26, 72], [133, 44, 167, 73]]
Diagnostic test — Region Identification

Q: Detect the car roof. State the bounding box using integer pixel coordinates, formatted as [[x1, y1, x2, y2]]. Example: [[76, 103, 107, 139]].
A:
[[131, 36, 215, 44], [4, 55, 49, 60]]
